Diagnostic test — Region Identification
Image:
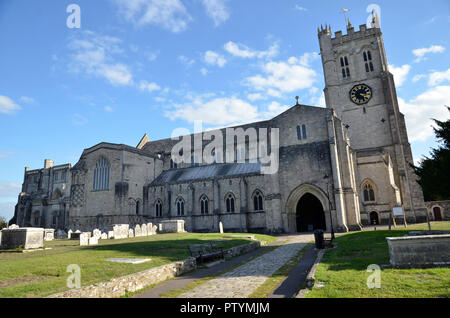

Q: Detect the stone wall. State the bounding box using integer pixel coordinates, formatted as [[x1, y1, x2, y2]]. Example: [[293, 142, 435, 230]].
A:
[[48, 241, 261, 298], [425, 201, 450, 221]]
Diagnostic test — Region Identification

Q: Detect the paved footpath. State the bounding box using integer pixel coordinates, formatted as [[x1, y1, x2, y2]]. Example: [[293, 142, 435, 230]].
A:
[[179, 234, 313, 298]]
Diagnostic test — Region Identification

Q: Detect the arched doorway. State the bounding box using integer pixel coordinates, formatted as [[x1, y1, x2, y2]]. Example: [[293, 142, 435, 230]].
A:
[[296, 193, 326, 232], [369, 211, 380, 225], [433, 207, 442, 221]]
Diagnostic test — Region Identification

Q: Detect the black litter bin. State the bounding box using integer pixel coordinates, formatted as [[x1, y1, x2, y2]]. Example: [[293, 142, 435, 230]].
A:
[[314, 230, 324, 249]]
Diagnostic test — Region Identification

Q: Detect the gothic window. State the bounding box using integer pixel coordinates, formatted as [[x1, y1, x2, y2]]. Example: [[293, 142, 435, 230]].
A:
[[155, 199, 163, 217], [302, 125, 307, 139], [200, 195, 209, 215], [253, 190, 264, 211], [363, 182, 376, 202], [341, 56, 350, 78], [225, 193, 235, 213], [297, 126, 302, 140], [364, 50, 374, 73], [54, 172, 59, 181], [136, 200, 140, 215], [176, 197, 185, 216], [93, 157, 110, 191], [297, 125, 307, 140]]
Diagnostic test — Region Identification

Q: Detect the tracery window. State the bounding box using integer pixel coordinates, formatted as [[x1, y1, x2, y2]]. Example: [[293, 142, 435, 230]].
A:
[[93, 157, 110, 190]]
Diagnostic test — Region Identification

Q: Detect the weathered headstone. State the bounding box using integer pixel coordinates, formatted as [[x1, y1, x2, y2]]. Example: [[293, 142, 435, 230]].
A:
[[80, 233, 89, 246], [67, 230, 73, 239], [113, 224, 129, 240], [89, 236, 99, 245], [8, 224, 19, 229], [92, 229, 101, 239], [141, 224, 148, 236], [147, 223, 156, 235], [101, 233, 107, 240], [128, 228, 134, 238], [159, 220, 185, 233], [108, 231, 114, 239], [1, 228, 44, 249], [44, 229, 55, 241], [134, 224, 142, 237], [219, 221, 224, 234]]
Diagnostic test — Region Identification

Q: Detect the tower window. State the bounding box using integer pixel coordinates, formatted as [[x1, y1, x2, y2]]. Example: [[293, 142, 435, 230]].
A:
[[340, 56, 350, 78], [363, 182, 376, 202], [302, 125, 307, 139], [297, 126, 302, 140], [364, 51, 374, 73]]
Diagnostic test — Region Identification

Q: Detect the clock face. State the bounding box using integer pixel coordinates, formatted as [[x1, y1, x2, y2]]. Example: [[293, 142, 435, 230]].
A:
[[350, 84, 372, 105]]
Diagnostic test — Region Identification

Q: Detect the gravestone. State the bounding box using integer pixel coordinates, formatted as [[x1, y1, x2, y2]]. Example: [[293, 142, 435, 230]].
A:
[[113, 224, 129, 240], [67, 230, 73, 239], [147, 223, 156, 235], [92, 229, 101, 239], [128, 229, 134, 238], [134, 225, 142, 237], [44, 229, 55, 241], [8, 224, 19, 229], [141, 224, 148, 236], [108, 231, 114, 239], [219, 221, 224, 234], [1, 228, 44, 249], [101, 233, 108, 240], [89, 236, 99, 245], [80, 233, 89, 246], [159, 220, 185, 233]]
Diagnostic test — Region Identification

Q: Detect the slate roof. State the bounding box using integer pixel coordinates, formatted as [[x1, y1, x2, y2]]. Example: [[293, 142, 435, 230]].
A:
[[150, 162, 262, 186]]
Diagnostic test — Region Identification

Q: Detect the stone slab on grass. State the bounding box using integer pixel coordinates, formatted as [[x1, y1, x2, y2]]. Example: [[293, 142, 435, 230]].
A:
[[106, 258, 152, 264]]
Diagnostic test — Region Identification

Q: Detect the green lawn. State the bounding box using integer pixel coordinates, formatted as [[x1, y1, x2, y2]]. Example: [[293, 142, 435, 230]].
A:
[[0, 232, 276, 298], [306, 222, 450, 298]]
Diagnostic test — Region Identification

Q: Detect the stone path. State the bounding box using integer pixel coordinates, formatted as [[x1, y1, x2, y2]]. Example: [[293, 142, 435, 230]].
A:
[[179, 234, 313, 298]]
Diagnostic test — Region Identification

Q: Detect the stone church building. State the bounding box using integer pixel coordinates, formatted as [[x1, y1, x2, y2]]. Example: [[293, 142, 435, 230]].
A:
[[12, 16, 428, 234]]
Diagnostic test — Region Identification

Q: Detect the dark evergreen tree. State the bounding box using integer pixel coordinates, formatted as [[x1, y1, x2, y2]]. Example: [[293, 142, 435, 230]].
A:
[[414, 106, 450, 201]]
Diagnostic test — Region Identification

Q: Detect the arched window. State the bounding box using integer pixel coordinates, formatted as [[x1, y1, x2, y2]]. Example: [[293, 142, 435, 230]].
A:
[[200, 195, 209, 215], [340, 55, 351, 78], [363, 181, 376, 202], [136, 200, 140, 215], [364, 50, 374, 73], [225, 193, 235, 213], [253, 190, 264, 211], [93, 157, 110, 190], [176, 197, 185, 216], [155, 199, 163, 217]]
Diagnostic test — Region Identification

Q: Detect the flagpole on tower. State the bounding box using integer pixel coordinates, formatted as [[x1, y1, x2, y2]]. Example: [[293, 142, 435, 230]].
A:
[[342, 8, 350, 26]]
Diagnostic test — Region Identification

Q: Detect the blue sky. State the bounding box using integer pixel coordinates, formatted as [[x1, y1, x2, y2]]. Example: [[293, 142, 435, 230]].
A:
[[1, 0, 449, 220]]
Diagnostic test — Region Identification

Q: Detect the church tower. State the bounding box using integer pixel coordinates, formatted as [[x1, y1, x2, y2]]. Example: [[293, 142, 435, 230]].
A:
[[318, 14, 427, 224]]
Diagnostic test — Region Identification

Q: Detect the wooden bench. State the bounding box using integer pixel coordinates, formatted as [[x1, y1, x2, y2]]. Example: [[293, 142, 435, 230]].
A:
[[188, 243, 224, 264]]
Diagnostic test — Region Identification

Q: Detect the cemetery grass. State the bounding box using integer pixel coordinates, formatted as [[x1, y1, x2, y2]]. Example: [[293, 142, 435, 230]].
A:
[[306, 222, 450, 298], [0, 233, 276, 298]]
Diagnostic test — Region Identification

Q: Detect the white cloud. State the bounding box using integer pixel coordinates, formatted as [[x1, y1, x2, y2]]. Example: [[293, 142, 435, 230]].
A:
[[201, 0, 230, 26], [73, 114, 88, 126], [389, 64, 411, 87], [294, 5, 308, 12], [139, 80, 161, 92], [0, 96, 21, 114], [67, 31, 133, 86], [113, 0, 192, 33], [200, 68, 209, 76], [428, 68, 450, 86], [166, 97, 258, 125], [398, 85, 450, 142], [260, 101, 290, 118], [412, 74, 426, 83], [413, 45, 445, 62], [178, 55, 195, 67], [245, 53, 318, 97], [104, 106, 114, 112], [224, 41, 279, 59], [247, 93, 265, 102], [204, 51, 227, 67], [0, 181, 21, 198], [19, 96, 35, 104], [310, 92, 326, 107]]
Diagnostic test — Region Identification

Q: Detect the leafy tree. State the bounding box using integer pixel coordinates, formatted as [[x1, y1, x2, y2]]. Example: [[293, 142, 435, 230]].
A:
[[414, 106, 450, 201], [0, 216, 7, 229]]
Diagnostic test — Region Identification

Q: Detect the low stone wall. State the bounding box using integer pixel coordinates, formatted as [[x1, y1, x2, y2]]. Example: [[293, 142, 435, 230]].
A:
[[48, 241, 261, 298], [386, 234, 450, 268], [49, 258, 197, 298], [1, 228, 44, 249]]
